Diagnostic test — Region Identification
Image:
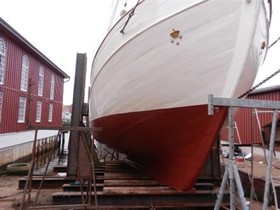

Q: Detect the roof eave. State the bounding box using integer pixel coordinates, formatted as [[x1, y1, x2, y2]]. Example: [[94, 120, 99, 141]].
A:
[[0, 17, 70, 79]]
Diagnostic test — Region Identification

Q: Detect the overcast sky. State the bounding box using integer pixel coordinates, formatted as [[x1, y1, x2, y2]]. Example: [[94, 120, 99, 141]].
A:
[[0, 0, 279, 105], [0, 0, 118, 105]]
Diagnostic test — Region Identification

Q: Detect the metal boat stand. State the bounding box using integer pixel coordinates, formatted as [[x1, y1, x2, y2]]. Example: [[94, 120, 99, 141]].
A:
[[208, 95, 280, 210]]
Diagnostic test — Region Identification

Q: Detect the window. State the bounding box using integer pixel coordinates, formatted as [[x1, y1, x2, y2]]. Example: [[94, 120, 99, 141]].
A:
[[0, 92, 3, 123], [0, 38, 6, 85], [20, 55, 29, 91], [48, 103, 53, 122], [36, 101, 42, 122], [18, 97, 26, 123], [50, 74, 55, 100], [38, 67, 44, 96]]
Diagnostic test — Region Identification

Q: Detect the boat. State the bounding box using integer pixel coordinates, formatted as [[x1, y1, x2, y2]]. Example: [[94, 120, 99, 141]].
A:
[[89, 0, 269, 191]]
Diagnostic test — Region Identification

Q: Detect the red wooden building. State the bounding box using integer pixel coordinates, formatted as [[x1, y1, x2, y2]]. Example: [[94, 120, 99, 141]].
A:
[[221, 85, 280, 146], [0, 17, 69, 134]]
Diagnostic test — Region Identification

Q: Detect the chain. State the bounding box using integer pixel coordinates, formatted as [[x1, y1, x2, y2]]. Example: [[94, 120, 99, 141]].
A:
[[238, 68, 280, 98]]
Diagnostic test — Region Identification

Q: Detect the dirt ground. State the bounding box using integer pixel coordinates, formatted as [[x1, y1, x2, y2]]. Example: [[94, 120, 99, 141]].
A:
[[0, 155, 63, 210], [0, 152, 279, 209], [0, 174, 57, 210], [0, 173, 275, 210], [0, 175, 22, 210]]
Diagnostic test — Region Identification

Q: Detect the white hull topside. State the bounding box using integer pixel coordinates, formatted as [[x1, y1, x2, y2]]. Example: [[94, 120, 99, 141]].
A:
[[89, 0, 268, 120]]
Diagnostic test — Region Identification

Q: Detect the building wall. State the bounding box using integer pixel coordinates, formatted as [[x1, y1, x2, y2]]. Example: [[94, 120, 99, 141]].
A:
[[0, 31, 64, 134], [220, 87, 280, 144], [0, 134, 57, 166], [0, 129, 58, 167]]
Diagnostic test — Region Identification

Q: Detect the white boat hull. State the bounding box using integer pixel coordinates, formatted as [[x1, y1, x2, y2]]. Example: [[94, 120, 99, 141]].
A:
[[90, 0, 268, 119], [89, 0, 269, 190]]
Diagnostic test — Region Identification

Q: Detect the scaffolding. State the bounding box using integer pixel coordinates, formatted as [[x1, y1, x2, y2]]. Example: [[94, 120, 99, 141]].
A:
[[208, 95, 280, 210], [19, 126, 100, 210]]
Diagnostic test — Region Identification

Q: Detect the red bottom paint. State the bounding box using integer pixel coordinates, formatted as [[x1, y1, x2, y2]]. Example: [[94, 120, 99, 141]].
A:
[[92, 105, 227, 190]]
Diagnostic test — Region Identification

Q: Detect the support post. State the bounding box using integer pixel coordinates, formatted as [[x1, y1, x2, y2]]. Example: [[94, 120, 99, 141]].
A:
[[20, 129, 38, 210], [214, 106, 248, 210], [207, 95, 280, 210], [209, 94, 280, 209], [67, 53, 87, 176], [262, 110, 278, 210], [228, 107, 236, 210]]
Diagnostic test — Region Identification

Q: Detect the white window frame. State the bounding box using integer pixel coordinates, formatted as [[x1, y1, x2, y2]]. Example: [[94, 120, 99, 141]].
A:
[[20, 55, 29, 92], [18, 97, 27, 123], [48, 103, 53, 122], [0, 92, 3, 123], [50, 74, 55, 100], [36, 101, 42, 123], [0, 38, 6, 85], [38, 67, 44, 96]]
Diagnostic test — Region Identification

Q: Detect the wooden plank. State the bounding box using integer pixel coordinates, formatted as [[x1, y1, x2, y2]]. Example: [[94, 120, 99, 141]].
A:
[[193, 182, 215, 190], [62, 183, 104, 191], [103, 186, 176, 194], [52, 190, 221, 207], [51, 160, 224, 207], [104, 180, 215, 190], [104, 168, 137, 173], [102, 186, 214, 195], [104, 179, 162, 187], [53, 165, 105, 173], [18, 176, 104, 189], [104, 172, 151, 180]]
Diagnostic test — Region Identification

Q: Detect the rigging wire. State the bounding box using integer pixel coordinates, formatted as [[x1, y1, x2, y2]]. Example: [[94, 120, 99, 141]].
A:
[[239, 0, 280, 98], [120, 0, 141, 34], [238, 68, 280, 98], [268, 36, 280, 49]]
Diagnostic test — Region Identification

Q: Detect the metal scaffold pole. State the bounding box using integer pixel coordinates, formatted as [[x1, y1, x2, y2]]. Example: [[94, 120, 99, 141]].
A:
[[262, 110, 278, 210], [214, 106, 248, 210], [228, 106, 236, 209], [208, 95, 280, 210]]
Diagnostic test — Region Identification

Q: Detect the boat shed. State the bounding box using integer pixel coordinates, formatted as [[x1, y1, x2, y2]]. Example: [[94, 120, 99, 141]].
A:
[[221, 85, 280, 148], [0, 17, 69, 166]]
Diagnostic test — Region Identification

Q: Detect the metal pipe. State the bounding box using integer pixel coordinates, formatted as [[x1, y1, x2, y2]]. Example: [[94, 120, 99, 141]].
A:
[[233, 164, 248, 210], [20, 129, 38, 210], [234, 121, 257, 201], [80, 132, 98, 208], [249, 109, 257, 208], [262, 110, 278, 210], [214, 167, 229, 210], [33, 131, 61, 206], [228, 107, 236, 210]]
